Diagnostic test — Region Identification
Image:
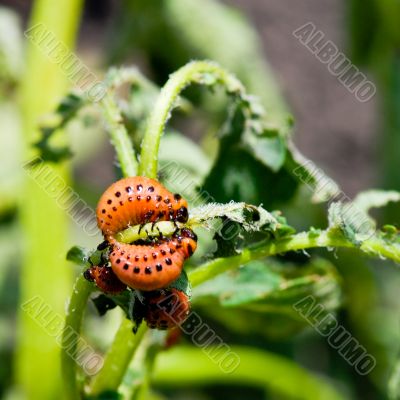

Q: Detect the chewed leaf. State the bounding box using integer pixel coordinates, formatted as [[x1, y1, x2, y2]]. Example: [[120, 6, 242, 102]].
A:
[[352, 190, 400, 213], [242, 130, 286, 172], [189, 201, 278, 232], [193, 258, 341, 312], [328, 202, 375, 245], [287, 141, 340, 203], [328, 190, 400, 246]]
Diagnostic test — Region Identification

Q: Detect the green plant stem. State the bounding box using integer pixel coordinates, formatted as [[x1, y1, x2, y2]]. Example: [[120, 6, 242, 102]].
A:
[[63, 92, 138, 396], [188, 230, 400, 287], [101, 94, 138, 177], [16, 0, 83, 399], [61, 276, 94, 400], [115, 221, 177, 243], [138, 60, 244, 178], [90, 320, 147, 395], [152, 346, 344, 400]]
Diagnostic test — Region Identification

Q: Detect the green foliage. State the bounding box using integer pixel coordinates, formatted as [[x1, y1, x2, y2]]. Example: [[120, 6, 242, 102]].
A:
[[194, 258, 340, 310], [7, 0, 400, 399], [33, 92, 86, 163], [57, 59, 400, 400]]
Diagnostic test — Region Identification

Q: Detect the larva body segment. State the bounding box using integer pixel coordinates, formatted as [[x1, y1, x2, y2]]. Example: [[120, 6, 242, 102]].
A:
[[96, 176, 188, 237], [108, 230, 197, 291], [84, 266, 127, 294], [144, 289, 190, 330]]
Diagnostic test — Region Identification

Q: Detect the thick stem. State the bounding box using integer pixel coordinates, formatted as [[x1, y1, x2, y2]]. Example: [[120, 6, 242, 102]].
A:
[[189, 230, 400, 287], [138, 60, 244, 178], [89, 320, 147, 395], [101, 94, 138, 177], [61, 276, 94, 400], [16, 0, 83, 399]]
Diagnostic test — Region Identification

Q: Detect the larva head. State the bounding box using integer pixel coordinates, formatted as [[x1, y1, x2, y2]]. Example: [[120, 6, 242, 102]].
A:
[[169, 193, 189, 223], [176, 228, 198, 258], [144, 289, 190, 330], [175, 205, 189, 223], [83, 266, 127, 295]]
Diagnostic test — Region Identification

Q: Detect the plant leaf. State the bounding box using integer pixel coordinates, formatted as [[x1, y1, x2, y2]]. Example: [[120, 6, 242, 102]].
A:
[[328, 190, 400, 245], [352, 189, 400, 213]]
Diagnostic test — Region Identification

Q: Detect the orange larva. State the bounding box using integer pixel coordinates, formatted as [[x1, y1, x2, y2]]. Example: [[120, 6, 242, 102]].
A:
[[144, 289, 190, 330], [96, 177, 197, 291], [84, 265, 127, 294], [97, 176, 188, 237]]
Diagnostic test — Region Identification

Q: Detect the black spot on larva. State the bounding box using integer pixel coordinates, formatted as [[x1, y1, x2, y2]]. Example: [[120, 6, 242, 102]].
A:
[[135, 255, 140, 262], [134, 267, 140, 273], [112, 206, 117, 211], [107, 199, 112, 204], [119, 201, 123, 206], [127, 255, 130, 259], [160, 249, 166, 256], [121, 251, 125, 255], [143, 255, 148, 261], [148, 186, 154, 192], [145, 266, 152, 274], [125, 186, 133, 193], [187, 244, 193, 256], [108, 214, 113, 219], [164, 198, 170, 204], [115, 191, 121, 197], [123, 264, 129, 270], [165, 258, 172, 265], [158, 211, 165, 218], [156, 264, 162, 271], [146, 195, 151, 202], [137, 184, 143, 192], [170, 248, 175, 254], [112, 252, 116, 256], [128, 196, 133, 202], [137, 195, 141, 201], [174, 193, 182, 201], [156, 195, 162, 202], [116, 259, 121, 264], [102, 209, 106, 214]]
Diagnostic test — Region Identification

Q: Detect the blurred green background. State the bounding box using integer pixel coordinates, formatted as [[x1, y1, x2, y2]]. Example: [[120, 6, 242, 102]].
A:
[[0, 0, 399, 399]]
